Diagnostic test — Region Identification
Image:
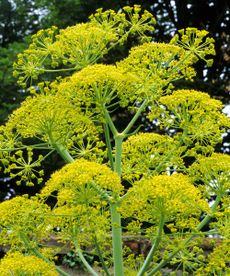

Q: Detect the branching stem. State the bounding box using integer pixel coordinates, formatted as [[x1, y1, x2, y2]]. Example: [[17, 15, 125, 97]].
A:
[[147, 195, 222, 275]]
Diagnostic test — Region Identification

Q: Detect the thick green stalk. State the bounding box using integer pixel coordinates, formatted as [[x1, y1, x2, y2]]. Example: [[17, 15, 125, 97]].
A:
[[138, 214, 165, 276], [52, 142, 74, 163], [104, 110, 124, 275], [196, 195, 221, 231], [110, 202, 124, 276], [48, 131, 74, 163], [147, 195, 222, 275], [114, 134, 124, 176]]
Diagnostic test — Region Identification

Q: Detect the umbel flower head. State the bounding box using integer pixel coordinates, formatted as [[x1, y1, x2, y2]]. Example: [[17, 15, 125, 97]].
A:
[[40, 159, 121, 247], [149, 89, 230, 155], [121, 174, 209, 228], [189, 153, 230, 196], [170, 27, 216, 67], [122, 132, 184, 182], [117, 43, 189, 103], [56, 63, 139, 111], [6, 93, 105, 160], [90, 5, 156, 41], [41, 158, 123, 200], [4, 148, 44, 186], [0, 125, 22, 167], [6, 94, 97, 143], [0, 195, 51, 251], [0, 252, 57, 276], [13, 6, 156, 88]]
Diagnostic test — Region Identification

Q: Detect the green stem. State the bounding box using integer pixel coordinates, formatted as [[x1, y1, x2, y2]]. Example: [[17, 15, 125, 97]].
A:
[[196, 195, 221, 231], [123, 99, 148, 136], [104, 110, 118, 136], [48, 131, 74, 163], [114, 134, 124, 176], [37, 66, 78, 73], [147, 195, 222, 275], [110, 202, 124, 276], [104, 122, 114, 170], [19, 233, 70, 276], [72, 226, 99, 276], [75, 246, 99, 276], [93, 235, 111, 276], [52, 142, 74, 163], [138, 214, 165, 276]]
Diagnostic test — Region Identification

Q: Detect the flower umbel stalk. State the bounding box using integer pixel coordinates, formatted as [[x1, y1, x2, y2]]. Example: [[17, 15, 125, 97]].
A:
[[138, 214, 165, 276], [147, 195, 222, 275]]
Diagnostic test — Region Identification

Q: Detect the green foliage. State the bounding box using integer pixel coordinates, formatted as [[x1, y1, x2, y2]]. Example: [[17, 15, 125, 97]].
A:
[[0, 5, 230, 276], [62, 250, 94, 270]]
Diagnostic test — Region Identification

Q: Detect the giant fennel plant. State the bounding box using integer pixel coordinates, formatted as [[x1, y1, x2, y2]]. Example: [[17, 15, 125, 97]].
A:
[[0, 5, 230, 276]]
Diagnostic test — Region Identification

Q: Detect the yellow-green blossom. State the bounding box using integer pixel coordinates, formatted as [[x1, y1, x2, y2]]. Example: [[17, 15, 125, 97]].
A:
[[13, 6, 156, 88], [56, 64, 138, 111], [170, 27, 215, 67], [149, 90, 230, 155], [121, 174, 209, 226], [122, 132, 184, 182], [0, 252, 57, 275], [117, 42, 197, 103], [0, 125, 21, 168], [212, 207, 230, 238], [6, 93, 105, 160], [47, 204, 111, 248], [90, 5, 156, 43], [195, 239, 230, 275], [0, 196, 51, 251], [189, 153, 230, 196], [4, 148, 44, 186], [41, 158, 122, 199]]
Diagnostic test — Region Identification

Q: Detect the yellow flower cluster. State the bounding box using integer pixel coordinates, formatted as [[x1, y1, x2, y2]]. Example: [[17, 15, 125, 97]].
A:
[[121, 174, 209, 227], [117, 42, 191, 103], [48, 204, 111, 248], [149, 90, 230, 155], [0, 252, 57, 275], [56, 64, 138, 111], [39, 159, 118, 248], [196, 240, 230, 275], [6, 93, 105, 158], [51, 23, 117, 67], [7, 94, 90, 142], [41, 158, 122, 199], [122, 132, 183, 182], [2, 93, 106, 184], [170, 27, 216, 67], [13, 6, 156, 88], [211, 204, 230, 238], [90, 5, 156, 43], [0, 125, 21, 167], [4, 148, 44, 186], [189, 153, 230, 196], [0, 196, 51, 251]]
